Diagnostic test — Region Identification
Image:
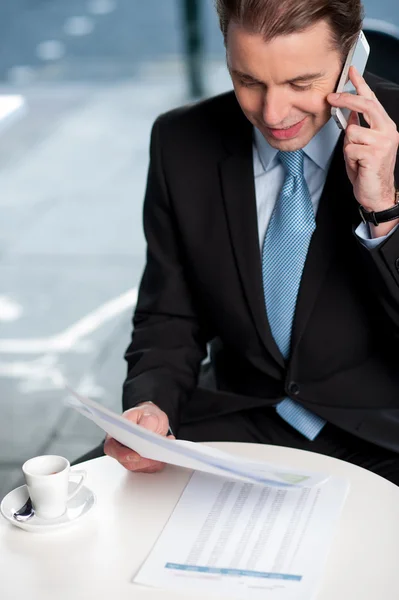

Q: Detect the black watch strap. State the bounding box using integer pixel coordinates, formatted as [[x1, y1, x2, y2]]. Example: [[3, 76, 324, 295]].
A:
[[359, 189, 399, 226]]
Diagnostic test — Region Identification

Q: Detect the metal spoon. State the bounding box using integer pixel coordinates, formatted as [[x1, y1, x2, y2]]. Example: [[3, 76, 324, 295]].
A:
[[13, 496, 35, 522]]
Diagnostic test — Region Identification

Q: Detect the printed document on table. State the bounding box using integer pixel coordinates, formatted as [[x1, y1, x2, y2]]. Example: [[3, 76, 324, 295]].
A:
[[134, 471, 350, 600], [67, 386, 329, 488]]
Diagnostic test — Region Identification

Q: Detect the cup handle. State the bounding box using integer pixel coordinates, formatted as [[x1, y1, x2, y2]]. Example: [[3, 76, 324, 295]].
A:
[[67, 469, 87, 501]]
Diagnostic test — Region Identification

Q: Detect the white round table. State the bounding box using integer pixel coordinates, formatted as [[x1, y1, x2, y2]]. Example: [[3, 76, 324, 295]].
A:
[[1, 442, 399, 599]]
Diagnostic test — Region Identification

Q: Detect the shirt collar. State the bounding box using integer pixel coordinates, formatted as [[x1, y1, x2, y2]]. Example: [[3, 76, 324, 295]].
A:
[[254, 116, 342, 173]]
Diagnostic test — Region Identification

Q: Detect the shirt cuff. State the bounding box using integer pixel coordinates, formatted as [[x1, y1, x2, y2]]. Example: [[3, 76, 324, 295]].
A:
[[355, 221, 399, 249]]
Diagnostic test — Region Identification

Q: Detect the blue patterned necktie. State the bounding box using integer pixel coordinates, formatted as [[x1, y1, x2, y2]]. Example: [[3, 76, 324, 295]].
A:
[[262, 149, 326, 441]]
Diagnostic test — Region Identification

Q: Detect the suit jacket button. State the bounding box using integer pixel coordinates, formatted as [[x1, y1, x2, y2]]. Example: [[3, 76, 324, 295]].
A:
[[395, 258, 399, 272], [288, 382, 300, 396]]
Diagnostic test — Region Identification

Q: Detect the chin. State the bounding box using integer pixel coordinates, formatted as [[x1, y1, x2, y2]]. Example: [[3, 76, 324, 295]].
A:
[[264, 134, 309, 152]]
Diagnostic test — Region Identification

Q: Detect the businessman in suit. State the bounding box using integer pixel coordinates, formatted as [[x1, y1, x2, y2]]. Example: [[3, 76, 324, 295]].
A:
[[103, 0, 399, 484]]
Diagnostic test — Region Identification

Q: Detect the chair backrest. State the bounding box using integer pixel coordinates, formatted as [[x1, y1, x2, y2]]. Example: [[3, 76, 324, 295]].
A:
[[363, 19, 399, 85]]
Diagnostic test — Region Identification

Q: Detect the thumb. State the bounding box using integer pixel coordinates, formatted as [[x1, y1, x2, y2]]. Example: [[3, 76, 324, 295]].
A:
[[137, 406, 170, 435], [138, 412, 161, 432], [124, 403, 170, 435]]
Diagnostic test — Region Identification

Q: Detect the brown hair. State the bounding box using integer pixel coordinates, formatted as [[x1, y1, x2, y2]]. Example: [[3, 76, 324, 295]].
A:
[[215, 0, 364, 60]]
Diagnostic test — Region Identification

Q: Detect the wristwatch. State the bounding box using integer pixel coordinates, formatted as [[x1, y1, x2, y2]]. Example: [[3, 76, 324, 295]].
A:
[[358, 187, 399, 226]]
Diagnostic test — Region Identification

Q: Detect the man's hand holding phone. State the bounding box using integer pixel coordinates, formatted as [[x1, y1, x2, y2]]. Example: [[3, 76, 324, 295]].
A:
[[104, 403, 174, 473], [328, 66, 399, 236]]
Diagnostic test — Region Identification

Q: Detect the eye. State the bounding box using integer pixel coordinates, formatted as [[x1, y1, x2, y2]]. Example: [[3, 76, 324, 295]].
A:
[[291, 83, 312, 91], [239, 79, 261, 88]]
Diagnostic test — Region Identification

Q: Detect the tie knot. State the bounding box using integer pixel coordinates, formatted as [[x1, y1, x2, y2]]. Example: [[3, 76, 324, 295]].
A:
[[277, 149, 304, 177]]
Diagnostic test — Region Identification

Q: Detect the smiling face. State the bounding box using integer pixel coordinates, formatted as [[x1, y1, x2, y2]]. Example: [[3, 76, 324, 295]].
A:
[[227, 19, 345, 151]]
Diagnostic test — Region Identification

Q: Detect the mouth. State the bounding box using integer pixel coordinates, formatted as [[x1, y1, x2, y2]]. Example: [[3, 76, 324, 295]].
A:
[[267, 117, 307, 140]]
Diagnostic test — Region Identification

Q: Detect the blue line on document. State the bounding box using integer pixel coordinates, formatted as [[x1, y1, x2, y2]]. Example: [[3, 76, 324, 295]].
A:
[[165, 563, 302, 581]]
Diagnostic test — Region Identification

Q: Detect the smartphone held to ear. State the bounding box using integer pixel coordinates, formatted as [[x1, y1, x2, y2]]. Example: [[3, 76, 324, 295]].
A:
[[331, 30, 370, 130]]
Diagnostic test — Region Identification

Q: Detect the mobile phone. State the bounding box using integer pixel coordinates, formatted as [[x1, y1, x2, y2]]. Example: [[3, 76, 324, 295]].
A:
[[331, 30, 370, 130]]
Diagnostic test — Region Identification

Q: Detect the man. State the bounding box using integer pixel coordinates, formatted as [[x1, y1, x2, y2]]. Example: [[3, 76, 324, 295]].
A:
[[104, 0, 399, 483]]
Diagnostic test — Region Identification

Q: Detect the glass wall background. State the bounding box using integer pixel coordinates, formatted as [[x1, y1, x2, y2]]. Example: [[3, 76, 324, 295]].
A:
[[0, 0, 397, 498]]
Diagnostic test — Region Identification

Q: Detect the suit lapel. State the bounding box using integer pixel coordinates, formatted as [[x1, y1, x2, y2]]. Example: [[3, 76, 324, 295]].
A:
[[218, 99, 285, 368]]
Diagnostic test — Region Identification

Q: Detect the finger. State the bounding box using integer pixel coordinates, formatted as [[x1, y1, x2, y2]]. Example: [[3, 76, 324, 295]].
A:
[[105, 437, 165, 471], [348, 66, 376, 100], [117, 435, 176, 470], [134, 462, 167, 474], [104, 437, 141, 463], [348, 110, 360, 127], [345, 123, 383, 147], [344, 112, 360, 148], [328, 93, 386, 131], [119, 456, 166, 473], [344, 143, 374, 169]]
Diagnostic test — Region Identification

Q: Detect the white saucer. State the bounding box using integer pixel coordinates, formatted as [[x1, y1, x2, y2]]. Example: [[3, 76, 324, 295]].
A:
[[0, 482, 96, 532]]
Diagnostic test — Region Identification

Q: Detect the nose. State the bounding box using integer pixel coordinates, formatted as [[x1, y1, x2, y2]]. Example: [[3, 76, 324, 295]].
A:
[[262, 87, 291, 128]]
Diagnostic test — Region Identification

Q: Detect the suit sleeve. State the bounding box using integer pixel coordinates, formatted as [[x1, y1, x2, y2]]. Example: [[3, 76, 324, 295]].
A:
[[353, 78, 399, 333], [356, 225, 399, 333], [122, 117, 210, 432]]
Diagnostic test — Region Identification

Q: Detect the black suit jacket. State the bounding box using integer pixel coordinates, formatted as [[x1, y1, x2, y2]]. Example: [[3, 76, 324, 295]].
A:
[[123, 71, 399, 452]]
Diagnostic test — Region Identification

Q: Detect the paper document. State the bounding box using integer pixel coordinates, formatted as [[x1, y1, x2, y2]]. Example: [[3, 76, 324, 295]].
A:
[[67, 387, 328, 488], [134, 471, 349, 600]]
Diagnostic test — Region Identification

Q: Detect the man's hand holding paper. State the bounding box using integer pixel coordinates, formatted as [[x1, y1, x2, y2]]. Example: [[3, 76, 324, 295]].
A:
[[67, 388, 329, 487], [104, 402, 174, 473]]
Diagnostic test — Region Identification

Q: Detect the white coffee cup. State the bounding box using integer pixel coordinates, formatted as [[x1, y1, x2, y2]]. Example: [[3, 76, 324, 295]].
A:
[[22, 455, 86, 519]]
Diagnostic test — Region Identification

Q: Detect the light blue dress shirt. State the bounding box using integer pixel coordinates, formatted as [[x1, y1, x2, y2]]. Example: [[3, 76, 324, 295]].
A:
[[253, 117, 395, 251]]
